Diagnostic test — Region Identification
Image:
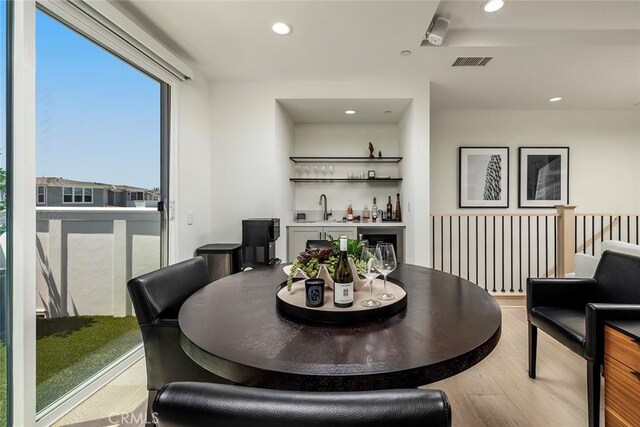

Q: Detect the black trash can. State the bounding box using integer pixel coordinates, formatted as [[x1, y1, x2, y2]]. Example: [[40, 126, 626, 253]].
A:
[[195, 244, 242, 283]]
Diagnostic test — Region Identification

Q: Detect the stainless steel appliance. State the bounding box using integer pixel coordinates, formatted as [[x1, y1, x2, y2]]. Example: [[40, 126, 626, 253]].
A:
[[242, 218, 281, 268], [195, 244, 242, 282]]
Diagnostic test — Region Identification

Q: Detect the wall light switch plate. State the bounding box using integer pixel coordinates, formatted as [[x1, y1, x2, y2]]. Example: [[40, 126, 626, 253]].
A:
[[187, 211, 194, 225]]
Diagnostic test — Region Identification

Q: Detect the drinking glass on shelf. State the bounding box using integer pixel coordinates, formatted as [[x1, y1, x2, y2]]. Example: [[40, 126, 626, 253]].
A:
[[313, 165, 320, 176], [374, 243, 397, 301], [294, 164, 302, 177], [358, 245, 382, 308], [320, 165, 327, 175], [303, 165, 310, 177], [328, 164, 334, 175]]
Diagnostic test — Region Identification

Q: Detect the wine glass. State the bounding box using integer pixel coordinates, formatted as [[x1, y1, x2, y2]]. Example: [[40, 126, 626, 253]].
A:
[[375, 243, 397, 301], [358, 245, 381, 308]]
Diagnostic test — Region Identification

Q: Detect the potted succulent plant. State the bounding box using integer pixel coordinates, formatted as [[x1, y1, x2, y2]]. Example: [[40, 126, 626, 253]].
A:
[[286, 236, 366, 292]]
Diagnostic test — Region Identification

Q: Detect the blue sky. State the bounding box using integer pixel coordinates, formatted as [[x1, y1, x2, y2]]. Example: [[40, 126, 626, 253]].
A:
[[36, 10, 160, 189]]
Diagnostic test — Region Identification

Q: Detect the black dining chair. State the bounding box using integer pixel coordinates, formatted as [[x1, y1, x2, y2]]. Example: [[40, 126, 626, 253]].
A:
[[527, 251, 640, 427], [127, 258, 231, 422], [152, 382, 452, 427]]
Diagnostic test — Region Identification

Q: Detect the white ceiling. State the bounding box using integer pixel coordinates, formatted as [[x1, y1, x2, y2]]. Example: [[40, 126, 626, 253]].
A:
[[278, 98, 412, 124], [113, 1, 640, 110]]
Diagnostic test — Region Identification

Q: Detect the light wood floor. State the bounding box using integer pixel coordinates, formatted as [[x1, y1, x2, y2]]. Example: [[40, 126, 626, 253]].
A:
[[54, 306, 596, 426]]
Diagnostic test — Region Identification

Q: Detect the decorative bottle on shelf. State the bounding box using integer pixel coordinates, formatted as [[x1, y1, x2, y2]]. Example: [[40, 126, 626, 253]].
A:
[[387, 196, 392, 221], [347, 201, 353, 222], [395, 193, 402, 222], [333, 236, 354, 308], [372, 197, 378, 222], [362, 204, 370, 223]]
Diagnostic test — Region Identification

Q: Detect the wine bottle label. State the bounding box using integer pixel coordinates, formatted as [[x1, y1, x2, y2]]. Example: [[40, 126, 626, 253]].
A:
[[334, 282, 353, 304]]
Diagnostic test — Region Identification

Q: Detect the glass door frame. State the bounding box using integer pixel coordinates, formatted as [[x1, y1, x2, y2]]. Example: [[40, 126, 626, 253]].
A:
[[12, 0, 184, 424]]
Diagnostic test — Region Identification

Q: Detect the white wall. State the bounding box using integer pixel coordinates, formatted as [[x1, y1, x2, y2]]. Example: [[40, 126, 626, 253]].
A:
[[431, 110, 640, 214], [175, 69, 215, 261], [293, 123, 400, 218], [275, 100, 295, 235], [210, 81, 431, 264], [35, 209, 159, 317], [399, 91, 431, 266]]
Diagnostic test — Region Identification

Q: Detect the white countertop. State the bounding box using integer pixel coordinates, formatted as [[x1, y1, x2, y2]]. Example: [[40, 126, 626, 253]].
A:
[[287, 221, 405, 227]]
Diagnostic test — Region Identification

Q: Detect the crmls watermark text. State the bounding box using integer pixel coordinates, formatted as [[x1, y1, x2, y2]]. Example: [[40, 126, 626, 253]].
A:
[[108, 412, 158, 425]]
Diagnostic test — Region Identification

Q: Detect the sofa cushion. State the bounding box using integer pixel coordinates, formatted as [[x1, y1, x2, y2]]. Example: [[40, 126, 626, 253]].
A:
[[530, 307, 585, 356], [600, 241, 640, 258]]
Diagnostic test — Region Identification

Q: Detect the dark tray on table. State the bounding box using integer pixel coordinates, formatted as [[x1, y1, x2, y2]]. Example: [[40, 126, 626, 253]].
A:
[[275, 277, 407, 324]]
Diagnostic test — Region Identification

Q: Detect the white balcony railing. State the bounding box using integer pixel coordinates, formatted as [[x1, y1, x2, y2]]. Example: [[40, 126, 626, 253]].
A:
[[430, 207, 640, 294]]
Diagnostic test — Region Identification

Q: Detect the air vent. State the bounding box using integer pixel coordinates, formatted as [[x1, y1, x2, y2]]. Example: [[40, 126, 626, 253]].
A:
[[452, 57, 493, 67]]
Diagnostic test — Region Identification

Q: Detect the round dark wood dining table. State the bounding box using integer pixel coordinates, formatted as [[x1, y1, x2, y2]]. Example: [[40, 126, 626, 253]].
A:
[[179, 263, 501, 391]]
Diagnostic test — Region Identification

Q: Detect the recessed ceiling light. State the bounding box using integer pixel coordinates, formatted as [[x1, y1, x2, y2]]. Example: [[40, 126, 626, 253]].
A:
[[400, 50, 412, 56], [344, 109, 357, 115], [548, 97, 563, 102], [483, 0, 504, 12], [272, 22, 292, 35], [384, 110, 392, 114]]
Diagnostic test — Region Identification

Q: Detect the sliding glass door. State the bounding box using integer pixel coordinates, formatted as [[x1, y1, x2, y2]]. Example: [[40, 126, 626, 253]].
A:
[[35, 8, 166, 414]]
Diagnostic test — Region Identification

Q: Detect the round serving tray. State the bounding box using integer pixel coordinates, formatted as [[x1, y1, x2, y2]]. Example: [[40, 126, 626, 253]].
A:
[[276, 278, 407, 324]]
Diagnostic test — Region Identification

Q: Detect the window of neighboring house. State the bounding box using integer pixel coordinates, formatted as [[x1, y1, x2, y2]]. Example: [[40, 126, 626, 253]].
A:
[[37, 186, 47, 205], [63, 187, 93, 203], [128, 191, 144, 201]]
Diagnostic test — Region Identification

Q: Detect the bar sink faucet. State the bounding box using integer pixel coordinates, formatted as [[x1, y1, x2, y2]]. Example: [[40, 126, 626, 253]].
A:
[[319, 194, 332, 221]]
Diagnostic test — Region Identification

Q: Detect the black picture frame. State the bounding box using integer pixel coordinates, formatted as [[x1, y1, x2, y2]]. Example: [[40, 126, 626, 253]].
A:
[[458, 147, 510, 209], [518, 147, 570, 208]]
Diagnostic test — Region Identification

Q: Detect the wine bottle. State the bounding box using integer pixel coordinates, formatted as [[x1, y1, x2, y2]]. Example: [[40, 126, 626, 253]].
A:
[[395, 193, 402, 222], [387, 196, 392, 221], [347, 201, 353, 221], [372, 197, 378, 222], [333, 236, 353, 308]]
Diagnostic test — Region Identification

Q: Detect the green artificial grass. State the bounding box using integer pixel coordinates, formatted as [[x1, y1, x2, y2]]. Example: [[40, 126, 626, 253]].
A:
[[36, 316, 139, 384], [36, 316, 141, 412], [0, 346, 5, 427], [0, 316, 140, 419]]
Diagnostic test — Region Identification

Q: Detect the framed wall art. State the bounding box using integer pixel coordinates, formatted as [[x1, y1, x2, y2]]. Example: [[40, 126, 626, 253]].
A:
[[518, 147, 569, 208], [459, 147, 509, 208]]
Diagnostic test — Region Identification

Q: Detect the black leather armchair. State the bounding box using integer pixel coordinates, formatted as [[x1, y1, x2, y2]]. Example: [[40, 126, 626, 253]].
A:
[[127, 258, 231, 421], [153, 382, 452, 427], [527, 251, 640, 427]]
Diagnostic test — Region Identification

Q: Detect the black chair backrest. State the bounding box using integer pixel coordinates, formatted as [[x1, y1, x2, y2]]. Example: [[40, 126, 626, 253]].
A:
[[154, 382, 452, 427], [594, 251, 640, 304], [127, 258, 226, 392], [127, 257, 210, 325], [305, 240, 333, 251]]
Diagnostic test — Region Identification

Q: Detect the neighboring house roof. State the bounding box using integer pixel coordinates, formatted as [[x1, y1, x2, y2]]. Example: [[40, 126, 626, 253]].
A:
[[36, 177, 151, 193]]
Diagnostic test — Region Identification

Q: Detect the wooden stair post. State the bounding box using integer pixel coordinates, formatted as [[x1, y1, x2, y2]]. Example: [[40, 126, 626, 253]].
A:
[[556, 205, 577, 277]]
